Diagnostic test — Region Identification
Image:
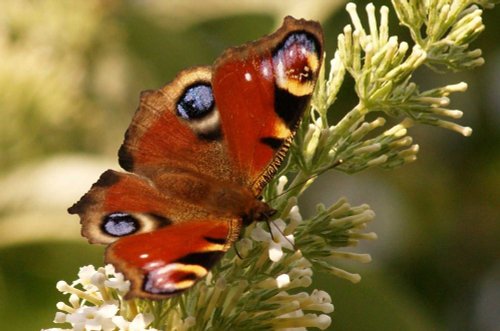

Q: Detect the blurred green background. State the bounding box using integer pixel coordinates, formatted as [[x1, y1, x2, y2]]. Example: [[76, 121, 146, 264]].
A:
[[0, 1, 498, 330]]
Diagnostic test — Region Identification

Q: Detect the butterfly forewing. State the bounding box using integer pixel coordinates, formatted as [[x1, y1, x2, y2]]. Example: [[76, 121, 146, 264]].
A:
[[212, 16, 324, 194], [118, 67, 235, 183]]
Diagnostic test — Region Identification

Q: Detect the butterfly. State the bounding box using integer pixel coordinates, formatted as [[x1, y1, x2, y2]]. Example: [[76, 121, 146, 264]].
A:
[[69, 16, 324, 300]]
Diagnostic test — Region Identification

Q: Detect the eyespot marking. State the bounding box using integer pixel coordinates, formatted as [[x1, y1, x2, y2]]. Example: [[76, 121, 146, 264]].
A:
[[102, 212, 139, 237], [142, 263, 207, 295], [176, 84, 214, 120], [273, 32, 321, 96], [175, 82, 222, 140]]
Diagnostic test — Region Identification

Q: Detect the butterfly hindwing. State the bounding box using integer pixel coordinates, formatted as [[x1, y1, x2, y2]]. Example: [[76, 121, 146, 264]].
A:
[[106, 218, 239, 299], [68, 170, 235, 244]]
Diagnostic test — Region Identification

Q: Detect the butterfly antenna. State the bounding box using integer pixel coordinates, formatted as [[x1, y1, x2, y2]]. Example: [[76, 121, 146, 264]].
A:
[[266, 217, 297, 251], [265, 218, 277, 242], [267, 159, 343, 203], [233, 244, 243, 260]]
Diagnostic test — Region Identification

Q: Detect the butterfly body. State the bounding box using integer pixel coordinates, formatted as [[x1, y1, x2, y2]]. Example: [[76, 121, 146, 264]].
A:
[[69, 17, 323, 299]]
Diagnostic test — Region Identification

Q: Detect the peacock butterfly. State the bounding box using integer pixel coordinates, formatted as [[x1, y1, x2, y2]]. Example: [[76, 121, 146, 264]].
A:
[[69, 16, 324, 300]]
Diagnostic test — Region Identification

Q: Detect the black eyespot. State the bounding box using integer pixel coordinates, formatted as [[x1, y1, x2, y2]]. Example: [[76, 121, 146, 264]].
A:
[[102, 212, 139, 237], [176, 84, 214, 120]]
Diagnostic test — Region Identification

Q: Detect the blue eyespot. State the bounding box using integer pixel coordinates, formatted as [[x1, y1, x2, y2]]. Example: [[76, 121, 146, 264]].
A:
[[281, 32, 318, 54], [176, 84, 214, 120], [102, 212, 139, 237]]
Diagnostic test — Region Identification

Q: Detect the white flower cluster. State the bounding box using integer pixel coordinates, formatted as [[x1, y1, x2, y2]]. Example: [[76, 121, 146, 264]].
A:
[[271, 290, 334, 330], [244, 197, 334, 330], [171, 190, 338, 330], [297, 1, 491, 179], [334, 1, 481, 141], [43, 265, 158, 331]]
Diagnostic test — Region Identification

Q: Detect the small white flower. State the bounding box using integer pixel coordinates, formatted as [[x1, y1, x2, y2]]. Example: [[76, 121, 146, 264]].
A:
[[284, 205, 303, 234], [104, 264, 117, 276], [104, 271, 130, 294], [293, 256, 312, 269], [112, 313, 158, 331], [69, 294, 81, 309], [288, 205, 302, 224], [289, 266, 313, 279], [54, 311, 68, 323], [91, 272, 106, 287], [274, 310, 332, 330], [274, 309, 307, 331], [288, 275, 312, 290], [56, 281, 73, 295], [256, 277, 280, 289], [76, 265, 100, 290], [64, 304, 118, 331], [276, 290, 333, 314], [310, 289, 331, 303], [46, 266, 153, 330], [251, 219, 294, 262], [276, 274, 291, 288], [306, 290, 334, 313], [276, 176, 288, 195]]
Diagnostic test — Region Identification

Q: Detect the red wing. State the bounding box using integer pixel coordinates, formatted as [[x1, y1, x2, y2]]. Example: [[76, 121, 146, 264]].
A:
[[117, 17, 323, 194], [106, 219, 239, 299], [212, 17, 324, 194], [118, 67, 237, 184]]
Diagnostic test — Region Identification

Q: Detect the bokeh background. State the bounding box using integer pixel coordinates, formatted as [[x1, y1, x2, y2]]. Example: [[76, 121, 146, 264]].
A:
[[0, 1, 498, 330]]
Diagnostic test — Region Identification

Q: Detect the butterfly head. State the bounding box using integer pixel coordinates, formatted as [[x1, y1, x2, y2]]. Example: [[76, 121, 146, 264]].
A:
[[241, 199, 277, 226]]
